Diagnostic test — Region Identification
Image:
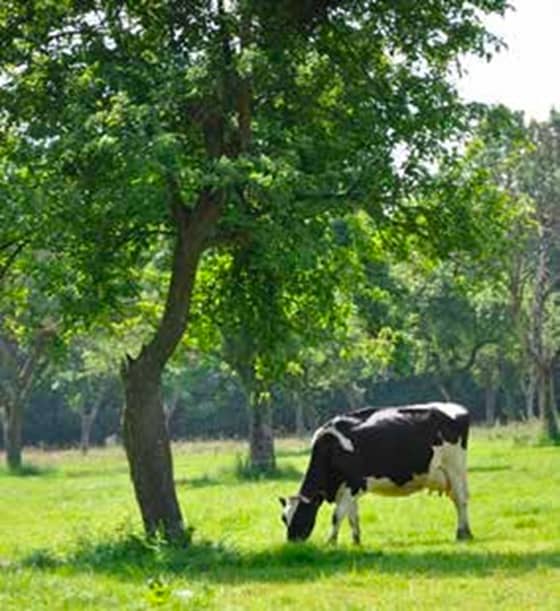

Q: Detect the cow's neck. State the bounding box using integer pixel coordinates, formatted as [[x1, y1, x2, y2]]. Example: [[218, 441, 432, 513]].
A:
[[299, 441, 331, 501]]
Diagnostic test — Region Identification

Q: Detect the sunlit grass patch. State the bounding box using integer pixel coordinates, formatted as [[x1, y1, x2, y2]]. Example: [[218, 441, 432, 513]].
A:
[[1, 425, 559, 609]]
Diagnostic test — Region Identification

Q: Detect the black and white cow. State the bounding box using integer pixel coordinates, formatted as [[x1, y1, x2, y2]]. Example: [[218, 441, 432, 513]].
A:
[[280, 402, 472, 544]]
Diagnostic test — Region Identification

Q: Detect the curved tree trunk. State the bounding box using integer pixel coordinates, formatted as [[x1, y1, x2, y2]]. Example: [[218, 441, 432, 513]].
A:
[[249, 395, 276, 472], [122, 355, 184, 540], [120, 188, 220, 542]]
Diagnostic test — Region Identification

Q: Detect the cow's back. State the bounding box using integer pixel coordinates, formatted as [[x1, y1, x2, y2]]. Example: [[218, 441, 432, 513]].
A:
[[331, 402, 470, 495]]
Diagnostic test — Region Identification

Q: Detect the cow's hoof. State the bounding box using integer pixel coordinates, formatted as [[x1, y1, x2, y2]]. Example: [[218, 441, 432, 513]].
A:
[[456, 527, 473, 541]]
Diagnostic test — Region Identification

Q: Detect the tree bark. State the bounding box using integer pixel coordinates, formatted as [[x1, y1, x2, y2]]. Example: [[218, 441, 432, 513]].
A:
[[529, 222, 560, 441], [0, 328, 52, 471], [120, 188, 220, 542], [525, 366, 538, 419], [5, 401, 23, 470], [343, 381, 365, 411], [0, 407, 4, 450], [224, 338, 277, 474], [294, 394, 306, 437], [540, 365, 560, 441], [484, 386, 497, 426], [249, 394, 276, 472], [164, 391, 180, 434], [80, 404, 99, 455], [122, 355, 185, 541], [437, 382, 451, 402]]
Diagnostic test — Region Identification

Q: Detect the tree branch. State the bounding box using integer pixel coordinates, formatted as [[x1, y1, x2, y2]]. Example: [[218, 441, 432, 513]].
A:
[[18, 326, 56, 404], [0, 238, 31, 283], [458, 338, 497, 374], [138, 179, 222, 370]]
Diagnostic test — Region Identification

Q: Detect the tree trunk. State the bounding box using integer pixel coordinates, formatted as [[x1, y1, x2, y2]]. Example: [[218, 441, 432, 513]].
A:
[[0, 407, 5, 450], [80, 405, 99, 455], [122, 355, 184, 541], [119, 188, 220, 542], [525, 366, 538, 419], [295, 397, 306, 437], [0, 328, 53, 471], [5, 401, 23, 471], [484, 386, 497, 426], [540, 366, 560, 441], [164, 391, 180, 434], [249, 395, 276, 472], [530, 222, 559, 441], [437, 381, 451, 402], [344, 382, 365, 411]]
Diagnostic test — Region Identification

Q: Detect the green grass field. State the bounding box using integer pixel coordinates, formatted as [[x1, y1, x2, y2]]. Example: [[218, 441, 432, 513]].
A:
[[1, 425, 559, 610]]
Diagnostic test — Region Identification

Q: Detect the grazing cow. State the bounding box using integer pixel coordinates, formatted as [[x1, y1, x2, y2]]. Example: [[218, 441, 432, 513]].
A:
[[280, 402, 472, 544]]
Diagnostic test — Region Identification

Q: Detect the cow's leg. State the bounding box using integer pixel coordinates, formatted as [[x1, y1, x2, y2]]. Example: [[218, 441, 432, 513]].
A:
[[348, 497, 361, 545], [327, 486, 354, 544], [448, 469, 472, 541]]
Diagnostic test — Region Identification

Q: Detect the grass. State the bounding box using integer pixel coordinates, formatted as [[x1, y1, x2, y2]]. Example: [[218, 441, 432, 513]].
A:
[[0, 426, 559, 610]]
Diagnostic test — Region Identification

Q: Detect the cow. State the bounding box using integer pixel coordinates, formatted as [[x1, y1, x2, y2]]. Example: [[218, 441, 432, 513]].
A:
[[280, 402, 473, 544]]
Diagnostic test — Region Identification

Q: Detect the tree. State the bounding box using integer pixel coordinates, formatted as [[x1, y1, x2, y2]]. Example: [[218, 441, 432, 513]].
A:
[[521, 113, 560, 440], [0, 319, 56, 469], [0, 220, 61, 470], [341, 109, 536, 423], [200, 228, 354, 471], [1, 0, 509, 540], [55, 333, 123, 454], [472, 107, 560, 436]]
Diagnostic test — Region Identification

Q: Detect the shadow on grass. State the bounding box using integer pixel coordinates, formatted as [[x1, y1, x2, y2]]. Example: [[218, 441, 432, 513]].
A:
[[176, 463, 302, 489], [232, 460, 302, 482], [0, 463, 57, 478], [62, 466, 130, 479], [15, 533, 560, 584]]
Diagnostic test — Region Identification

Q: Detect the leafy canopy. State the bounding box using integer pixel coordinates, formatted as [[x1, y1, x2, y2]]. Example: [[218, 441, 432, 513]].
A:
[[0, 0, 508, 342]]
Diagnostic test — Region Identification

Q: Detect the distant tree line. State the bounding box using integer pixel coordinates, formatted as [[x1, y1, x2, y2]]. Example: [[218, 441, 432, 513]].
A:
[[4, 343, 558, 452]]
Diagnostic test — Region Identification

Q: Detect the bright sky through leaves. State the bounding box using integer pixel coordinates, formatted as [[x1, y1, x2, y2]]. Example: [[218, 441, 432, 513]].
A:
[[458, 0, 560, 120]]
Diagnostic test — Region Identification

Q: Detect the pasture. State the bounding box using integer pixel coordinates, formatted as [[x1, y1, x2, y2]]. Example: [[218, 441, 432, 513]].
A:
[[1, 425, 559, 610]]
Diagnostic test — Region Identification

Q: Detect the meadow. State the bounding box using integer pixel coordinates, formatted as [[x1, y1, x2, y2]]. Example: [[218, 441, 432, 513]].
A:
[[1, 424, 559, 610]]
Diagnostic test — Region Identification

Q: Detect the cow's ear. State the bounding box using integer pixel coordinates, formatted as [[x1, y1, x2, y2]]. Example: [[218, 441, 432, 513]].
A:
[[279, 497, 287, 507]]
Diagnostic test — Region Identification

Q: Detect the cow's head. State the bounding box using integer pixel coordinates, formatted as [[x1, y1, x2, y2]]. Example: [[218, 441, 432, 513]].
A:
[[279, 494, 322, 541]]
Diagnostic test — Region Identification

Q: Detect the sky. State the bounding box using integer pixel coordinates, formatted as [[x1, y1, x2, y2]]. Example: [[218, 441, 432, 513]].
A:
[[457, 0, 560, 121]]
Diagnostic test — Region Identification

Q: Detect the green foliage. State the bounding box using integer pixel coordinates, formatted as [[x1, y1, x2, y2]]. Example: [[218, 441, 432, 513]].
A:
[[1, 0, 511, 332]]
